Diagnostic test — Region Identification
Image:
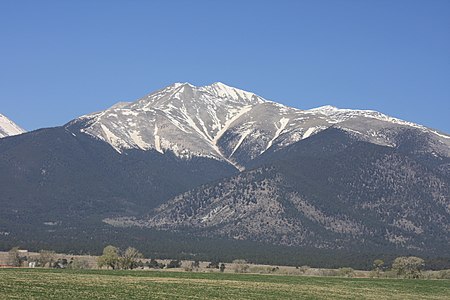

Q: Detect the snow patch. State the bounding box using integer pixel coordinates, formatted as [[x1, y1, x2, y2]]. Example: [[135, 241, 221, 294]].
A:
[[0, 114, 25, 138], [100, 124, 123, 152], [130, 130, 149, 150], [230, 129, 252, 157], [302, 126, 318, 139], [265, 117, 289, 151], [153, 124, 163, 153]]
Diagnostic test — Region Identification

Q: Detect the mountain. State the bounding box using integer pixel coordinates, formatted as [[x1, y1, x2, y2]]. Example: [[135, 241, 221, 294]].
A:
[[0, 113, 25, 138], [67, 82, 450, 170], [124, 128, 449, 254], [0, 82, 449, 266]]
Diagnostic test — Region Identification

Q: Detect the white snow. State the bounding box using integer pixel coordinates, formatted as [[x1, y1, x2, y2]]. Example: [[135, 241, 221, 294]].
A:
[[430, 130, 450, 140], [213, 105, 253, 145], [129, 130, 149, 150], [265, 117, 289, 151], [100, 124, 123, 152], [302, 126, 318, 139], [230, 129, 252, 157], [0, 114, 25, 138], [153, 124, 163, 153], [70, 82, 450, 165], [180, 104, 213, 143]]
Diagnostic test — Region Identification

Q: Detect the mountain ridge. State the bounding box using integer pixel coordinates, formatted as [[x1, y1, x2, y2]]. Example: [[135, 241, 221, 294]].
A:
[[66, 82, 450, 169]]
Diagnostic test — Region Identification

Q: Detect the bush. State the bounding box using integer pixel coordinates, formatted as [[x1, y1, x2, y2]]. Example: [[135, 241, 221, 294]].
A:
[[437, 270, 450, 279], [184, 261, 199, 272], [207, 260, 220, 269], [316, 269, 339, 277], [299, 265, 310, 274], [146, 259, 165, 269], [233, 259, 249, 273], [68, 258, 90, 269], [193, 260, 200, 268], [381, 270, 398, 278], [338, 267, 355, 278], [167, 260, 182, 268], [248, 266, 271, 274], [53, 258, 68, 269]]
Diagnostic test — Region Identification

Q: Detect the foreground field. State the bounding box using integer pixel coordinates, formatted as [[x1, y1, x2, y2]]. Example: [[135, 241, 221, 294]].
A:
[[0, 268, 449, 299]]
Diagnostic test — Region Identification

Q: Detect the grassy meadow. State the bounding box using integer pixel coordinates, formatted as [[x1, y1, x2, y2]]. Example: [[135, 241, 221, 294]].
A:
[[1, 268, 449, 299]]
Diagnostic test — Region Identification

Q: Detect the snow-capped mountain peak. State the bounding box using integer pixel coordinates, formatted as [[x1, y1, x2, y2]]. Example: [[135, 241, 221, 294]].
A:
[[0, 113, 26, 138], [67, 83, 450, 168], [206, 82, 261, 102]]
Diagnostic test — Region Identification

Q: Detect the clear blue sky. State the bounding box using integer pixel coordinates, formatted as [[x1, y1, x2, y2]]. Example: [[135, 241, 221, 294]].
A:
[[1, 0, 449, 133]]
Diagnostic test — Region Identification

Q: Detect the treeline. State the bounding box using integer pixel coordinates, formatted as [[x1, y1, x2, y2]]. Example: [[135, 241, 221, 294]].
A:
[[7, 247, 90, 269], [3, 224, 450, 270], [7, 246, 450, 279], [96, 245, 227, 272]]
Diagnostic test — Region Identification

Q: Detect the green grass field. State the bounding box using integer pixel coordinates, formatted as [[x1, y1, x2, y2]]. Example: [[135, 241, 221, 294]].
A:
[[0, 268, 449, 299]]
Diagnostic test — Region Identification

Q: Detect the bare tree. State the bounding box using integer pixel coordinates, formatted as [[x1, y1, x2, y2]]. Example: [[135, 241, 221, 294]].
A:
[[119, 247, 143, 270], [39, 250, 56, 268], [372, 259, 384, 278], [8, 247, 24, 267], [232, 259, 249, 273], [392, 256, 425, 279]]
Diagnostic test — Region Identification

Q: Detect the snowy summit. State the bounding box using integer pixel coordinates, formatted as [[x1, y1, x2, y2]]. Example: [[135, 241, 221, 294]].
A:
[[66, 82, 450, 169]]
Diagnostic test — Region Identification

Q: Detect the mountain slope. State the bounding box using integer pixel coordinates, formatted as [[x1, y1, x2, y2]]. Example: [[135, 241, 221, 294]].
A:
[[0, 126, 237, 239], [0, 113, 25, 138], [115, 128, 450, 254]]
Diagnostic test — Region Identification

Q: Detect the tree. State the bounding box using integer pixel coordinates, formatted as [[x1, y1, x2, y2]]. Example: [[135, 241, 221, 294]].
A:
[[193, 260, 200, 269], [39, 250, 56, 268], [207, 260, 220, 269], [146, 259, 165, 269], [392, 256, 425, 279], [219, 263, 226, 273], [232, 259, 249, 273], [167, 260, 182, 269], [338, 267, 355, 278], [97, 245, 119, 270], [8, 247, 25, 267], [119, 247, 143, 270], [68, 258, 90, 270], [53, 258, 68, 269], [372, 259, 384, 278], [185, 260, 200, 272]]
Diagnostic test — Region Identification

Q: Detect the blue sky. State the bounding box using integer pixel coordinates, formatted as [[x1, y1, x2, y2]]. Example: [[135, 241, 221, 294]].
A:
[[1, 0, 449, 133]]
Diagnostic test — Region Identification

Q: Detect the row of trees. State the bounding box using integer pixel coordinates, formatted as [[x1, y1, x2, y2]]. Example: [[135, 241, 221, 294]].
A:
[[8, 247, 89, 269], [96, 245, 230, 272], [8, 246, 431, 279], [8, 247, 57, 267], [371, 256, 425, 279]]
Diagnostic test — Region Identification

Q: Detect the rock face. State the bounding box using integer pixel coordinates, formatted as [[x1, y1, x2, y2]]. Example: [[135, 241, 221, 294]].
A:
[[0, 113, 25, 138], [1, 82, 449, 256]]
